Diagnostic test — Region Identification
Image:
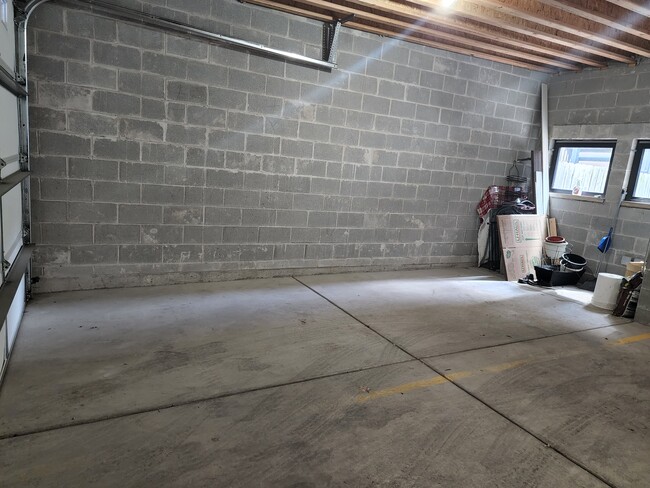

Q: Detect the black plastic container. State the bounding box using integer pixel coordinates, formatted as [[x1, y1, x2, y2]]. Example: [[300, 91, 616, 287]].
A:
[[534, 265, 584, 287]]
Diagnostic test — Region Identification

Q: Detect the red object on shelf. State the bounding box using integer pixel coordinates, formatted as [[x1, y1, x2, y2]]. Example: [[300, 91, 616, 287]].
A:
[[476, 185, 529, 219]]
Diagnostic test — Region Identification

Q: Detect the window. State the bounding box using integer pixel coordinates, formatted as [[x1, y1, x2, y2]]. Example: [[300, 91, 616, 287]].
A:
[[627, 141, 650, 203], [550, 140, 616, 197]]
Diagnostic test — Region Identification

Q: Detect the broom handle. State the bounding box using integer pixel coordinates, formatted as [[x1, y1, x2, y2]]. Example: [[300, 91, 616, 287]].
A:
[[609, 189, 626, 231], [597, 189, 627, 276]]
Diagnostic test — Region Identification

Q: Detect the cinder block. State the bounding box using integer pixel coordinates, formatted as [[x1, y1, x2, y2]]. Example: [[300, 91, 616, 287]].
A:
[[119, 162, 164, 184], [276, 210, 308, 227], [208, 130, 246, 151], [167, 80, 208, 104], [260, 192, 293, 209], [93, 42, 141, 69], [226, 112, 265, 134], [244, 135, 278, 154], [68, 180, 93, 201], [93, 91, 140, 116], [140, 225, 184, 245], [141, 143, 184, 165], [162, 244, 203, 263], [223, 227, 258, 243], [95, 224, 140, 244], [141, 185, 184, 205], [38, 31, 90, 61], [208, 87, 247, 110], [224, 189, 260, 208], [94, 181, 141, 203], [39, 84, 93, 111], [67, 62, 116, 89], [71, 245, 118, 264], [165, 166, 206, 186], [186, 106, 226, 127], [224, 152, 261, 171], [66, 10, 115, 41], [119, 204, 162, 224], [142, 99, 166, 119], [184, 147, 206, 168], [41, 223, 93, 244], [143, 52, 187, 78], [118, 72, 164, 98], [163, 206, 203, 225], [29, 55, 65, 82], [166, 125, 206, 145], [205, 169, 243, 188], [119, 119, 164, 141], [68, 202, 117, 223], [30, 107, 66, 131], [119, 24, 164, 50], [119, 245, 162, 263], [40, 132, 91, 156], [166, 36, 208, 60]]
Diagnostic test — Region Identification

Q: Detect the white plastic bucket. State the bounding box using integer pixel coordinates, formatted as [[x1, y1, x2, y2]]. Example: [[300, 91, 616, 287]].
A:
[[544, 241, 568, 259], [591, 273, 624, 310]]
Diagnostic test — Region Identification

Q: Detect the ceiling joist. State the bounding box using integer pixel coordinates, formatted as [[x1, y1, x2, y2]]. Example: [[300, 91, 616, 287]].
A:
[[249, 0, 650, 71]]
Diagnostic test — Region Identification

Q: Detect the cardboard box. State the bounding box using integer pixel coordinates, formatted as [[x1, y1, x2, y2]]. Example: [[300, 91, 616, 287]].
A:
[[497, 215, 547, 281], [497, 214, 547, 248], [502, 246, 544, 281]]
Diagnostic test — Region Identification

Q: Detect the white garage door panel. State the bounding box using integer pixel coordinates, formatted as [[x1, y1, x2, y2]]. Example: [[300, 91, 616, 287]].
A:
[[0, 0, 25, 387], [0, 0, 15, 73], [0, 86, 20, 179], [3, 185, 23, 266], [6, 275, 25, 351], [0, 322, 6, 376]]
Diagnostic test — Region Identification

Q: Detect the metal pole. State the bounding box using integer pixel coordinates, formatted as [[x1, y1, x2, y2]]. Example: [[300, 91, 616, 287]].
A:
[[19, 0, 337, 70]]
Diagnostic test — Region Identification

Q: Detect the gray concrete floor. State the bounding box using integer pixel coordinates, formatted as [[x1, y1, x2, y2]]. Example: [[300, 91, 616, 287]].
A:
[[0, 267, 648, 487]]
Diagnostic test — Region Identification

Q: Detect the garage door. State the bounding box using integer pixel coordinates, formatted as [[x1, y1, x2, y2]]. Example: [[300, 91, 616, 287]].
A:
[[0, 2, 32, 384]]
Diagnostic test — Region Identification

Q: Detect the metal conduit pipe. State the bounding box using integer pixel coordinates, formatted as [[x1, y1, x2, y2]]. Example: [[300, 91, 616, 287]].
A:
[[17, 0, 337, 70]]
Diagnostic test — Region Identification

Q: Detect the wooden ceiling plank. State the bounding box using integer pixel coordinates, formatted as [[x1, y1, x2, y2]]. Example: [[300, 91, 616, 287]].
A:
[[348, 21, 557, 72], [604, 0, 650, 17], [287, 0, 579, 69], [357, 0, 606, 67], [245, 0, 556, 71], [465, 0, 650, 56], [536, 0, 650, 42], [415, 0, 636, 64]]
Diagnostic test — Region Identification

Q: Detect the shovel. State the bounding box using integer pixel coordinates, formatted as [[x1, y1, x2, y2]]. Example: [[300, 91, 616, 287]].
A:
[[595, 189, 626, 275]]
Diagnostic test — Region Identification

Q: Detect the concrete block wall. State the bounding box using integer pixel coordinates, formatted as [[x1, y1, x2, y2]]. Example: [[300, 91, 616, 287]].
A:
[[28, 0, 545, 292], [548, 61, 650, 277]]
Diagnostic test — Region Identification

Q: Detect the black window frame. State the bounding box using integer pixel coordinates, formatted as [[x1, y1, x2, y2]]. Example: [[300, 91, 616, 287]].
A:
[[627, 140, 650, 204], [549, 140, 616, 198]]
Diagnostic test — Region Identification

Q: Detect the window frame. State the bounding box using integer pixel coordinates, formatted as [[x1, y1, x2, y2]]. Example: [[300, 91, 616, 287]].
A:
[[627, 140, 650, 204], [549, 140, 616, 198]]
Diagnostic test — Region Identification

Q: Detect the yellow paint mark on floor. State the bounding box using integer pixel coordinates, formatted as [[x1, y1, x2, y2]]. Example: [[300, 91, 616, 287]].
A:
[[483, 359, 528, 373], [355, 360, 528, 404], [612, 332, 650, 346]]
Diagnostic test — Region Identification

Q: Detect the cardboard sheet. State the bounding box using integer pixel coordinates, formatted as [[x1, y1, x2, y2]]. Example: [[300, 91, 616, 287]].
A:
[[502, 246, 544, 282], [497, 215, 548, 281]]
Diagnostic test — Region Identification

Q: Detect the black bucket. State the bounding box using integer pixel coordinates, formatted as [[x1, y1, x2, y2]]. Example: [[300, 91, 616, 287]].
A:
[[560, 253, 587, 272]]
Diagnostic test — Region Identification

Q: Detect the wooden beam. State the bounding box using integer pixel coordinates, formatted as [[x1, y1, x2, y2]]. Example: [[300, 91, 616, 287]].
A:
[[536, 0, 650, 42], [275, 0, 579, 69], [414, 0, 636, 64], [465, 0, 650, 57], [245, 0, 556, 71], [356, 0, 606, 68], [346, 22, 557, 72], [604, 0, 650, 17]]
